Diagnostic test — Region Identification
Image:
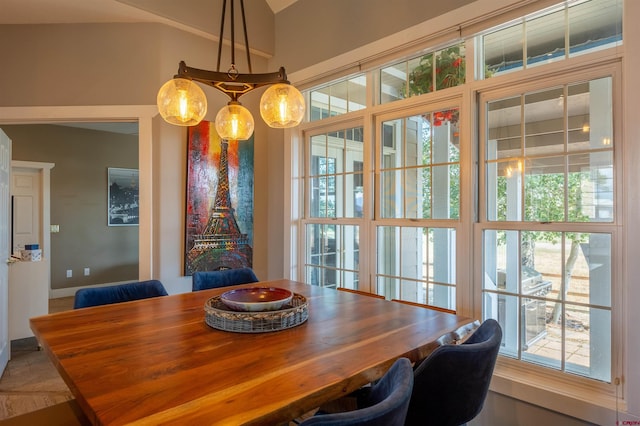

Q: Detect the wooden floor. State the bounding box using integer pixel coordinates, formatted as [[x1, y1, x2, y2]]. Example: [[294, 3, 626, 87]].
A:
[[0, 297, 75, 421]]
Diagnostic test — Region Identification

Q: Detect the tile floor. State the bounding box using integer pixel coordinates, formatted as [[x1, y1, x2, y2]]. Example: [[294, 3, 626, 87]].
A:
[[0, 297, 75, 421]]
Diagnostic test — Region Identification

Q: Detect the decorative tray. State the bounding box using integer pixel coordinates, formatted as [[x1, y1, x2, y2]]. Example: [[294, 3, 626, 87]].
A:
[[204, 293, 308, 333]]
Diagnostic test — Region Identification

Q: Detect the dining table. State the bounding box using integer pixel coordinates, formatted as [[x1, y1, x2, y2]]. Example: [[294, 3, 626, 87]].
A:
[[30, 279, 474, 425]]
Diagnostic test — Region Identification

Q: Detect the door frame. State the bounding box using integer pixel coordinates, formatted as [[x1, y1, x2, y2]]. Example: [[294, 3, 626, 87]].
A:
[[0, 105, 157, 281]]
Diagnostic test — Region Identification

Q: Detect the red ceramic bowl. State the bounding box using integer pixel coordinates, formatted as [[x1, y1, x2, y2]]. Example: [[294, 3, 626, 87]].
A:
[[220, 287, 293, 312]]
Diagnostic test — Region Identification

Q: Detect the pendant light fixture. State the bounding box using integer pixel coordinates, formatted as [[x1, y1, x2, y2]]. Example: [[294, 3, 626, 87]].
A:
[[157, 0, 305, 140]]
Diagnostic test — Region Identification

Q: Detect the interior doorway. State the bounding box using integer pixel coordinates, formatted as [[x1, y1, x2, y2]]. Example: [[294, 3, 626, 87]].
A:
[[0, 105, 156, 282]]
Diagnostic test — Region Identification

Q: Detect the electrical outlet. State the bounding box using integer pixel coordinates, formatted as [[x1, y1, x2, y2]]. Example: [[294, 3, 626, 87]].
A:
[[66, 270, 72, 278], [84, 268, 90, 276]]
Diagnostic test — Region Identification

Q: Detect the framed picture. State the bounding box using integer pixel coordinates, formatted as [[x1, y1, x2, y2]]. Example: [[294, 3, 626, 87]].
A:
[[107, 167, 139, 226], [184, 121, 254, 275]]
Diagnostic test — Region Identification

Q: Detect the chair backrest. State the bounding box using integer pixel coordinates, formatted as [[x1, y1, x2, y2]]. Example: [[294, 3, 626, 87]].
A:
[[73, 279, 168, 309], [405, 319, 502, 426], [191, 267, 258, 292], [300, 358, 414, 426]]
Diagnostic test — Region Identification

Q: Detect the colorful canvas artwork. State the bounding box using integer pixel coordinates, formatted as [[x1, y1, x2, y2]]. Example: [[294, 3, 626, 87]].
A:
[[184, 121, 254, 275]]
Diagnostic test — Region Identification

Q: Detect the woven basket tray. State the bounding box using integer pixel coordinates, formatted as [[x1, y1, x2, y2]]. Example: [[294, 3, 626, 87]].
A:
[[204, 293, 308, 333]]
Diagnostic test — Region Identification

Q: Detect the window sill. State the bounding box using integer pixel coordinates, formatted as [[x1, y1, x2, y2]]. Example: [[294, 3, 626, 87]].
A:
[[491, 359, 624, 425]]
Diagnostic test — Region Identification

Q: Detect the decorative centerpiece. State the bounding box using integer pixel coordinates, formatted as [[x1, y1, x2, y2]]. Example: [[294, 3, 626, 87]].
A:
[[204, 287, 308, 333], [220, 287, 293, 312]]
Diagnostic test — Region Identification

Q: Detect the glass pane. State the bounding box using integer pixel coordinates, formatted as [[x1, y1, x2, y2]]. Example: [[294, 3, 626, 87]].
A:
[[569, 0, 622, 57], [487, 96, 522, 160], [332, 175, 343, 218], [404, 116, 423, 167], [431, 165, 453, 219], [347, 75, 367, 111], [567, 82, 591, 152], [306, 265, 323, 287], [520, 230, 560, 298], [483, 23, 523, 77], [421, 167, 431, 219], [524, 87, 565, 156], [400, 227, 426, 281], [345, 128, 364, 173], [342, 225, 360, 271], [381, 62, 407, 104], [565, 306, 611, 382], [346, 172, 363, 218], [431, 108, 460, 158], [310, 87, 329, 121], [526, 8, 565, 68], [565, 234, 611, 307], [380, 169, 402, 218], [400, 279, 425, 303], [377, 226, 399, 276], [381, 119, 403, 169], [329, 80, 348, 116], [568, 151, 613, 222], [429, 228, 456, 286], [342, 271, 360, 291], [487, 160, 523, 222], [435, 44, 465, 90], [430, 283, 456, 311], [309, 175, 326, 218], [377, 276, 399, 300], [484, 229, 520, 293], [449, 164, 460, 219], [583, 78, 613, 150], [407, 53, 434, 97], [521, 296, 561, 370], [487, 292, 519, 358], [310, 135, 327, 175], [405, 167, 422, 219], [524, 156, 566, 222]]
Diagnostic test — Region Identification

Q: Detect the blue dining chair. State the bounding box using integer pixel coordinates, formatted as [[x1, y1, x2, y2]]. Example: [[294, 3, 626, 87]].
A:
[[73, 279, 168, 309], [404, 319, 502, 426], [191, 267, 259, 291], [299, 357, 414, 426]]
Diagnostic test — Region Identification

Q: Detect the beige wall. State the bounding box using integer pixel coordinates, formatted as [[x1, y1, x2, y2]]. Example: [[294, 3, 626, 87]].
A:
[[3, 124, 139, 290], [272, 0, 476, 73]]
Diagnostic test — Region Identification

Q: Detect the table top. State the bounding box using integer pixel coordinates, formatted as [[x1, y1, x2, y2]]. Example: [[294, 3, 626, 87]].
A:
[[30, 280, 473, 425]]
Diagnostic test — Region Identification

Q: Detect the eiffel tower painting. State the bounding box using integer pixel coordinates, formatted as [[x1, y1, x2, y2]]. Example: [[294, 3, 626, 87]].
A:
[[184, 121, 253, 275]]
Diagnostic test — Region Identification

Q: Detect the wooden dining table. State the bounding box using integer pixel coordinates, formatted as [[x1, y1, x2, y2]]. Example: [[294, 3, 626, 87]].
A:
[[30, 279, 474, 425]]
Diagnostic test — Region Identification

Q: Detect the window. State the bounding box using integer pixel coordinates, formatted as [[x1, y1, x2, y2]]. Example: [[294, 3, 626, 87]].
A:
[[296, 0, 622, 398], [482, 0, 622, 77], [381, 43, 465, 103], [374, 107, 460, 310], [480, 76, 615, 382], [309, 75, 366, 121], [305, 126, 364, 289]]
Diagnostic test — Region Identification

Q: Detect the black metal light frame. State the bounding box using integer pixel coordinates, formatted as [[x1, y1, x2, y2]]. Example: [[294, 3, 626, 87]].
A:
[[171, 0, 290, 102]]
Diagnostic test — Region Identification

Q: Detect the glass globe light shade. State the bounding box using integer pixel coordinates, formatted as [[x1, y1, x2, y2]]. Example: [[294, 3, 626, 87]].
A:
[[157, 78, 207, 126], [259, 83, 305, 128], [215, 102, 255, 140]]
